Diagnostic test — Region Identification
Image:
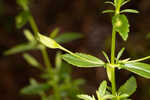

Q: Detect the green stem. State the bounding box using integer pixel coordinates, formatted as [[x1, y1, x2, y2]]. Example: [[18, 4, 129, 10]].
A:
[[28, 15, 38, 37], [110, 28, 117, 95], [41, 47, 52, 71], [28, 13, 52, 71]]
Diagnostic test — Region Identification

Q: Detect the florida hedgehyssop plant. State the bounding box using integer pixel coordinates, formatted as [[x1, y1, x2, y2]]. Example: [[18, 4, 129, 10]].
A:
[[36, 0, 150, 100]]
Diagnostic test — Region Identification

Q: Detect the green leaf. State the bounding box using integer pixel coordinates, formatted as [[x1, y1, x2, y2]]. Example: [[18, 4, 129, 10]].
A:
[[54, 32, 83, 44], [23, 53, 42, 69], [120, 62, 150, 78], [121, 9, 139, 14], [112, 14, 129, 41], [16, 11, 29, 29], [117, 47, 125, 60], [49, 28, 59, 38], [21, 78, 50, 95], [37, 33, 62, 49], [119, 93, 129, 99], [98, 80, 107, 97], [24, 29, 35, 42], [121, 0, 130, 7], [103, 94, 115, 99], [77, 94, 93, 100], [62, 53, 105, 68], [118, 76, 137, 96], [102, 10, 115, 14], [55, 51, 62, 69], [102, 51, 110, 63], [4, 43, 36, 55], [17, 0, 29, 10], [104, 1, 115, 6]]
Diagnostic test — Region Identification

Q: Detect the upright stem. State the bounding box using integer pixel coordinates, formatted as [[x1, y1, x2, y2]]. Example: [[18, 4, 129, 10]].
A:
[[111, 28, 116, 95], [28, 13, 52, 71]]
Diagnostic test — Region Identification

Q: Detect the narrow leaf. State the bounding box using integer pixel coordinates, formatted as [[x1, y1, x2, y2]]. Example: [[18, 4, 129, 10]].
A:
[[37, 33, 62, 49], [103, 95, 115, 99], [98, 80, 107, 97], [102, 51, 110, 63], [120, 62, 150, 78], [54, 32, 83, 44], [49, 28, 59, 38], [118, 76, 137, 96], [121, 0, 130, 7], [121, 9, 139, 14], [55, 51, 62, 69], [77, 94, 93, 100], [117, 47, 125, 60], [4, 43, 36, 55], [17, 0, 29, 10], [112, 14, 129, 41], [104, 1, 115, 6], [21, 79, 50, 95], [119, 94, 129, 99], [102, 10, 115, 14], [62, 53, 105, 68], [16, 11, 29, 29], [24, 29, 35, 42], [23, 53, 42, 69]]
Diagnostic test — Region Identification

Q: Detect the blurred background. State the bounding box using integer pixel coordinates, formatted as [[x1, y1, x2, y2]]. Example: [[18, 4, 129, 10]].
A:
[[1, 0, 150, 100]]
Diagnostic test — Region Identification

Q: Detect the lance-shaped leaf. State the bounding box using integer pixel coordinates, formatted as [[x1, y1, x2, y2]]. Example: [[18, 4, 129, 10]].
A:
[[23, 53, 42, 69], [4, 42, 36, 55], [118, 76, 137, 96], [120, 62, 150, 78], [112, 14, 129, 41], [21, 78, 50, 95], [120, 9, 139, 14], [98, 80, 107, 97], [62, 53, 105, 68], [17, 0, 29, 10], [54, 32, 83, 44], [16, 11, 29, 29], [37, 33, 62, 49], [24, 29, 35, 42], [102, 10, 115, 14], [77, 94, 93, 100]]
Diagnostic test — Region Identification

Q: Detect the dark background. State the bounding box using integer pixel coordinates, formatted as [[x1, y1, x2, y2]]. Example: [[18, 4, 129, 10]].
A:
[[1, 0, 150, 100]]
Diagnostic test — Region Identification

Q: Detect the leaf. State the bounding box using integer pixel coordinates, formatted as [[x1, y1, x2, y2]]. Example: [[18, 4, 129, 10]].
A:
[[21, 78, 50, 95], [98, 80, 107, 97], [17, 0, 29, 10], [62, 53, 105, 68], [55, 51, 62, 69], [117, 47, 125, 60], [23, 53, 42, 69], [4, 43, 36, 55], [119, 94, 129, 99], [121, 9, 139, 14], [118, 76, 137, 96], [37, 33, 62, 49], [49, 28, 59, 38], [102, 10, 115, 14], [112, 14, 129, 41], [104, 1, 115, 6], [77, 94, 93, 100], [54, 32, 83, 44], [102, 51, 110, 63], [103, 94, 115, 99], [120, 62, 150, 78], [121, 0, 130, 7], [24, 29, 35, 42], [16, 11, 29, 29]]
